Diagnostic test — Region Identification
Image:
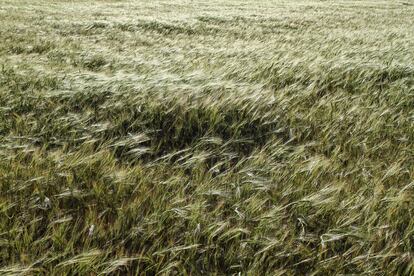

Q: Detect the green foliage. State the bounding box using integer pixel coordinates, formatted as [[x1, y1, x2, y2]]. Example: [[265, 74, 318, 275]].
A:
[[0, 0, 413, 274]]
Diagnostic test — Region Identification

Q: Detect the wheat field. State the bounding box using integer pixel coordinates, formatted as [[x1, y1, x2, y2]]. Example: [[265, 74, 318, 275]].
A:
[[0, 0, 414, 274]]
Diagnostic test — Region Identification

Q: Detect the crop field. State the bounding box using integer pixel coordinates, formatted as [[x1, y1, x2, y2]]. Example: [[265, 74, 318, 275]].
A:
[[0, 0, 413, 274]]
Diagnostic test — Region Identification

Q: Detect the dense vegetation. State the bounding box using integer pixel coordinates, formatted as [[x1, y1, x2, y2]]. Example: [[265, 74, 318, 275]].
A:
[[1, 0, 413, 274]]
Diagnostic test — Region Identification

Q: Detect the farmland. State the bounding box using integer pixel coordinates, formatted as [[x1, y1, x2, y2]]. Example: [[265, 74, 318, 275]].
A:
[[0, 0, 413, 274]]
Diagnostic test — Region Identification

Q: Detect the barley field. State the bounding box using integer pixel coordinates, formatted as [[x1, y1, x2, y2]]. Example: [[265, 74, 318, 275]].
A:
[[0, 0, 413, 274]]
